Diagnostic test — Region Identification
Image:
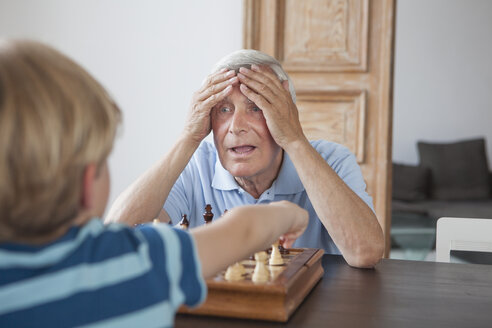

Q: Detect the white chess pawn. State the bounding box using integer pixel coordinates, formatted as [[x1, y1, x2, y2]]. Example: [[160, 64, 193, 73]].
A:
[[252, 251, 269, 283], [225, 262, 245, 281], [235, 262, 246, 275], [269, 241, 284, 266]]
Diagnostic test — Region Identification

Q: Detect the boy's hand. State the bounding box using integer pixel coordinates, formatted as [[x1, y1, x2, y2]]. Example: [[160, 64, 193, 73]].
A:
[[269, 201, 308, 249]]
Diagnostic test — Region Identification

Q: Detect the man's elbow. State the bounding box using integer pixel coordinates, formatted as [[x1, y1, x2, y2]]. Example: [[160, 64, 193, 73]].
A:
[[346, 239, 385, 268], [346, 251, 383, 268]]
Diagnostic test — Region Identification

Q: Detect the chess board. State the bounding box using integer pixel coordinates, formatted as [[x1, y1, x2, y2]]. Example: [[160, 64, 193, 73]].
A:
[[179, 247, 324, 322]]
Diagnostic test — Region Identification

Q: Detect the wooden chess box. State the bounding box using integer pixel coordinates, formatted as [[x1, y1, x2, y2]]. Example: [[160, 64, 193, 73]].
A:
[[179, 248, 324, 322]]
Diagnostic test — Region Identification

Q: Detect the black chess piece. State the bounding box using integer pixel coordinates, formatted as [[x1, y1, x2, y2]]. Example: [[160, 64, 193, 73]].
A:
[[203, 204, 214, 224], [179, 214, 189, 229], [279, 239, 290, 254]]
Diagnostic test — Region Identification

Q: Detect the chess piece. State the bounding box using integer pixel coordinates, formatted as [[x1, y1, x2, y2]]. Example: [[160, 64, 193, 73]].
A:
[[269, 241, 284, 266], [203, 204, 214, 224], [179, 214, 189, 230], [225, 262, 245, 281], [152, 219, 160, 225], [278, 239, 290, 254], [252, 251, 269, 283]]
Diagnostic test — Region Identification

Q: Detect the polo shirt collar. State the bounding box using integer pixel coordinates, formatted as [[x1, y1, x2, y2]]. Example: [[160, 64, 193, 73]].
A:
[[211, 151, 305, 195], [212, 154, 240, 191]]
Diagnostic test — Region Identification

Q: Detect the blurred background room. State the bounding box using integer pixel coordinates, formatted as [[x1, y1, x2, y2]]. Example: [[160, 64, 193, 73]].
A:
[[1, 0, 491, 263]]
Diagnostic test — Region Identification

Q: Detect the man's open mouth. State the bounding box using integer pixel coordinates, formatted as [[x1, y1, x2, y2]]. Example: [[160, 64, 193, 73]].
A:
[[230, 145, 256, 154]]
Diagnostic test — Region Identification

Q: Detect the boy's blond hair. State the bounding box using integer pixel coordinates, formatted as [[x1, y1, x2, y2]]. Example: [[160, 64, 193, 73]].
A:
[[0, 40, 120, 242]]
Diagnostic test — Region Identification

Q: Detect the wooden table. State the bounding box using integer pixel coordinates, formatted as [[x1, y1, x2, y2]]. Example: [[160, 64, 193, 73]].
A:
[[175, 255, 492, 327]]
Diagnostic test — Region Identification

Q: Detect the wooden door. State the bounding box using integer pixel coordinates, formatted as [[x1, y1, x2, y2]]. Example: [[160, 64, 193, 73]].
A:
[[243, 0, 395, 256]]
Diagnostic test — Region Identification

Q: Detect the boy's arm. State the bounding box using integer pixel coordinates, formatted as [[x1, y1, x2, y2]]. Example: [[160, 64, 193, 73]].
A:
[[191, 201, 308, 279]]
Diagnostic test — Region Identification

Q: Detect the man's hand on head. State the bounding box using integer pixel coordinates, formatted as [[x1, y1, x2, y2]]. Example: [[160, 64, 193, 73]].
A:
[[183, 69, 238, 145], [237, 65, 307, 149]]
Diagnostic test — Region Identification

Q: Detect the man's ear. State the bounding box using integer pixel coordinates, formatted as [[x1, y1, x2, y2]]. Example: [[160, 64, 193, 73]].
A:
[[81, 163, 98, 210], [282, 80, 289, 92]]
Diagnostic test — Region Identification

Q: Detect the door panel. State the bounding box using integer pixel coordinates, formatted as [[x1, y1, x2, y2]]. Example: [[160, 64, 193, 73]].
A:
[[282, 0, 368, 72], [296, 90, 366, 163]]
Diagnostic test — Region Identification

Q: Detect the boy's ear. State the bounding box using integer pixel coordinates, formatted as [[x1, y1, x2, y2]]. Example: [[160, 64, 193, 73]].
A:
[[81, 164, 98, 210]]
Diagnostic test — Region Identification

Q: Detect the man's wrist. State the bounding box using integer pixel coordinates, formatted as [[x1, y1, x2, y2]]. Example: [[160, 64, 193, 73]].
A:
[[282, 136, 310, 156], [179, 130, 204, 149]]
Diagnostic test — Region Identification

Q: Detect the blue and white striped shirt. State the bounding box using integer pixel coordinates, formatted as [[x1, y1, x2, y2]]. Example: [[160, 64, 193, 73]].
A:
[[0, 218, 206, 327]]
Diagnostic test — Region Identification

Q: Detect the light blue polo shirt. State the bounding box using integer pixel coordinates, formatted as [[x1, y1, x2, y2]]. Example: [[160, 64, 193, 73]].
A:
[[164, 140, 374, 255]]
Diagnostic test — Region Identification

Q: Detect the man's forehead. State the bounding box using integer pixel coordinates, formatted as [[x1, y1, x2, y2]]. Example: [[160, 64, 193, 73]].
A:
[[222, 93, 255, 105]]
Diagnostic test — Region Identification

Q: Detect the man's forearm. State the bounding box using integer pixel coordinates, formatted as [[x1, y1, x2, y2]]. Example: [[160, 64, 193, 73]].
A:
[[284, 139, 384, 268], [105, 135, 200, 225]]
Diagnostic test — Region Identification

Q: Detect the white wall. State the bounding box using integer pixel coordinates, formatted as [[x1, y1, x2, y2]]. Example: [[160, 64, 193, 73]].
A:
[[393, 0, 492, 168], [0, 0, 243, 206]]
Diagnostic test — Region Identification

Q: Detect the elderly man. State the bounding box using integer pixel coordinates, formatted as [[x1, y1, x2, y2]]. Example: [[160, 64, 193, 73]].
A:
[[108, 50, 384, 268]]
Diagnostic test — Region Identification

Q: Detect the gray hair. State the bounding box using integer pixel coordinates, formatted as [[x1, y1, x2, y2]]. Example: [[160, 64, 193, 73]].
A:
[[212, 49, 296, 103]]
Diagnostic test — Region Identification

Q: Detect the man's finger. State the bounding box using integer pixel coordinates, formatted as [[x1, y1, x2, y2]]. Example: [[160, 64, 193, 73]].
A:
[[197, 75, 238, 102], [239, 83, 271, 110], [238, 66, 283, 95], [237, 72, 277, 105], [250, 64, 285, 92], [201, 84, 233, 110], [198, 69, 236, 94]]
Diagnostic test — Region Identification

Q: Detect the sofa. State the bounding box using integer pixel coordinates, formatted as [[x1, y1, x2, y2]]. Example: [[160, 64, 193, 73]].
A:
[[391, 138, 492, 261]]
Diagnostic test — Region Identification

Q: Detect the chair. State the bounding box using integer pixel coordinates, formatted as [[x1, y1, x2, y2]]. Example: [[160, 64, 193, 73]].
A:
[[435, 217, 492, 263]]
